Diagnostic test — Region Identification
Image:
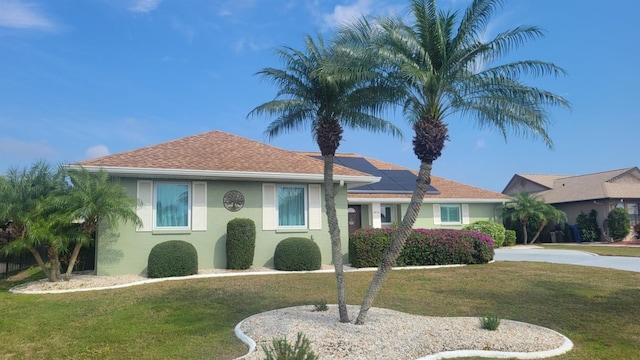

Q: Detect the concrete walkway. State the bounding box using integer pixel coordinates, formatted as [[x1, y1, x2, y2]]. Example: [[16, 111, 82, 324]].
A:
[[494, 247, 640, 273]]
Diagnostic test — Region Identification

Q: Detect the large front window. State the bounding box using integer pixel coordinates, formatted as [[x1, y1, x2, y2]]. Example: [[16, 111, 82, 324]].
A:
[[277, 185, 306, 227], [440, 204, 461, 224], [155, 183, 190, 229]]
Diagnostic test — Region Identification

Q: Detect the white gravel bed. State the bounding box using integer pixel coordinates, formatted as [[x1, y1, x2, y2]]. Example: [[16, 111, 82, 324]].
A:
[[237, 305, 571, 360], [9, 266, 326, 293]]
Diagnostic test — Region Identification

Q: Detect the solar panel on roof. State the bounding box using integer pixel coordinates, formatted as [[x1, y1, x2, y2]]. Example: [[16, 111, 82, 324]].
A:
[[322, 156, 440, 194]]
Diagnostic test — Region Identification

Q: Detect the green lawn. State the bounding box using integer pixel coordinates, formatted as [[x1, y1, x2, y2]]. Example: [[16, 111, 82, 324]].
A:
[[1, 262, 639, 360], [541, 244, 640, 257]]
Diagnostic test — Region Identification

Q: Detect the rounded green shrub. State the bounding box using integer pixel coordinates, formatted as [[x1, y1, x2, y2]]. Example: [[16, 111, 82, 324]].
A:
[[504, 229, 517, 246], [607, 207, 630, 241], [463, 220, 506, 248], [226, 218, 256, 270], [147, 240, 198, 278], [274, 237, 321, 271]]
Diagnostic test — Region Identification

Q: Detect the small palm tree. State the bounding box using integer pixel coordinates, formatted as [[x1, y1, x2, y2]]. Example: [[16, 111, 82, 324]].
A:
[[530, 201, 566, 244], [249, 34, 401, 322], [0, 161, 67, 281], [1, 164, 141, 282], [336, 0, 571, 324], [52, 167, 141, 280]]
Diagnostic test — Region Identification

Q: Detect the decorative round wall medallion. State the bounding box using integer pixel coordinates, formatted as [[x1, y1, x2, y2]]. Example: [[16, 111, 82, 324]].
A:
[[223, 190, 245, 212]]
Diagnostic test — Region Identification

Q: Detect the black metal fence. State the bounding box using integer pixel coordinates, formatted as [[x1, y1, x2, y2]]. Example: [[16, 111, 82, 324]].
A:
[[0, 252, 38, 278]]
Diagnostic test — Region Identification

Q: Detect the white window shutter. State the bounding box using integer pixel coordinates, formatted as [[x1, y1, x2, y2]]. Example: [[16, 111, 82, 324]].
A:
[[192, 182, 207, 231], [262, 184, 276, 230], [433, 204, 441, 225], [371, 202, 382, 229], [462, 204, 470, 224], [136, 180, 153, 232], [308, 184, 322, 230]]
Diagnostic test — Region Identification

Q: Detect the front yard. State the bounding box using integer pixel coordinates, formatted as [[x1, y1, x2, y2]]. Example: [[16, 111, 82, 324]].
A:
[[1, 261, 639, 359]]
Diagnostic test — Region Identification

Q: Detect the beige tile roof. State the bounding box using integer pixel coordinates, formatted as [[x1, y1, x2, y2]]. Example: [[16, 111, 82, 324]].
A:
[[298, 152, 508, 200], [517, 174, 568, 189], [78, 131, 368, 177], [538, 167, 640, 203]]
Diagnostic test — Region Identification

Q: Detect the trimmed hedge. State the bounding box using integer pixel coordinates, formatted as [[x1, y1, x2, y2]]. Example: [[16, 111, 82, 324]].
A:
[[147, 240, 198, 278], [463, 220, 506, 248], [349, 228, 494, 268], [504, 229, 517, 246], [274, 237, 321, 271], [226, 218, 256, 270]]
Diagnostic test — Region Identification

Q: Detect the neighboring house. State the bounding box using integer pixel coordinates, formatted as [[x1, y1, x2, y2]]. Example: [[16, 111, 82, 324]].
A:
[[502, 167, 640, 234], [77, 130, 508, 276]]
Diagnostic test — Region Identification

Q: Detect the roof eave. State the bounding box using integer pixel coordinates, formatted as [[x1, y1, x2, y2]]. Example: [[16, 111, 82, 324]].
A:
[[70, 165, 381, 186], [347, 197, 512, 204]]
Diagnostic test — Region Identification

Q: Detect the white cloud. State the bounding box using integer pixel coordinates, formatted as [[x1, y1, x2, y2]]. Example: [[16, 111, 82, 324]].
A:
[[85, 145, 110, 159], [0, 0, 58, 31], [129, 0, 161, 13], [322, 0, 372, 29]]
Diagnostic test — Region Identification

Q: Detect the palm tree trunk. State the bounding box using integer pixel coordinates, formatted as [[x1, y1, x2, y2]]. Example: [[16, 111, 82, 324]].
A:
[[64, 242, 83, 280], [323, 154, 349, 323], [522, 222, 529, 245], [355, 161, 432, 325], [28, 246, 50, 280], [529, 222, 546, 244], [47, 246, 61, 282]]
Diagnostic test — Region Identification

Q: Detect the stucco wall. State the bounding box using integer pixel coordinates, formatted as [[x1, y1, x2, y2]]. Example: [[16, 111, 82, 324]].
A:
[[95, 178, 348, 276]]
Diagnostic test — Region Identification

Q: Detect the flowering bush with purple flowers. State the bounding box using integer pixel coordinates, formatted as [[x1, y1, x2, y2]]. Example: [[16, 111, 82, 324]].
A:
[[349, 228, 494, 268]]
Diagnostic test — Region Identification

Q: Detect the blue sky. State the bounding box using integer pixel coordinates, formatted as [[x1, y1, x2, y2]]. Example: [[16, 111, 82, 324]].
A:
[[1, 0, 638, 193]]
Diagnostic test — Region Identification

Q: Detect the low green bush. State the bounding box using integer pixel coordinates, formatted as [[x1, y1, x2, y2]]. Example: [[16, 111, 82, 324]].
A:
[[504, 230, 516, 246], [147, 240, 198, 278], [262, 332, 318, 360], [226, 218, 256, 270], [607, 208, 630, 241], [349, 228, 494, 268], [463, 220, 506, 248], [274, 238, 321, 271], [480, 314, 501, 331], [349, 228, 393, 267]]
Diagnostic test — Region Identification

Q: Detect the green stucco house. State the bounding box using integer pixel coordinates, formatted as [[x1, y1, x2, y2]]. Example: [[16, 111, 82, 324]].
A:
[[77, 130, 508, 276]]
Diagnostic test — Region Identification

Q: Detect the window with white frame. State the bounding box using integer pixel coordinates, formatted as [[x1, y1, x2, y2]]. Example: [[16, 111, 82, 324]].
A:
[[136, 180, 207, 232], [262, 183, 322, 231], [433, 204, 469, 225], [381, 204, 393, 225], [155, 183, 190, 229], [277, 185, 307, 227], [440, 204, 461, 223]]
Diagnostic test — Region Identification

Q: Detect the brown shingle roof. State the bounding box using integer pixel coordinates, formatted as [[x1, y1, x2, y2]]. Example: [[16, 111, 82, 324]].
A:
[[78, 131, 368, 177]]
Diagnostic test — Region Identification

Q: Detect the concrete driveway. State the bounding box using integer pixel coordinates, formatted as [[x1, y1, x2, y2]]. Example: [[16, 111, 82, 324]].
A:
[[494, 247, 640, 273]]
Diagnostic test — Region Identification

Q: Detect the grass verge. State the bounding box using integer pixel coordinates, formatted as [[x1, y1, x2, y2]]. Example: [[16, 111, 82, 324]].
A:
[[541, 244, 640, 257], [1, 262, 639, 359]]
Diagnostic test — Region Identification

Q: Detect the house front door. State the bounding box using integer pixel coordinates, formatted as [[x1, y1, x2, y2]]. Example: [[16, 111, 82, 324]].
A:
[[348, 205, 362, 234]]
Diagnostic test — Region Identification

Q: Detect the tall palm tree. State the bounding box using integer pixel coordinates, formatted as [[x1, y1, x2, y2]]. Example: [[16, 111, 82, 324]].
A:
[[336, 0, 571, 324], [248, 34, 401, 322], [51, 167, 141, 280]]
